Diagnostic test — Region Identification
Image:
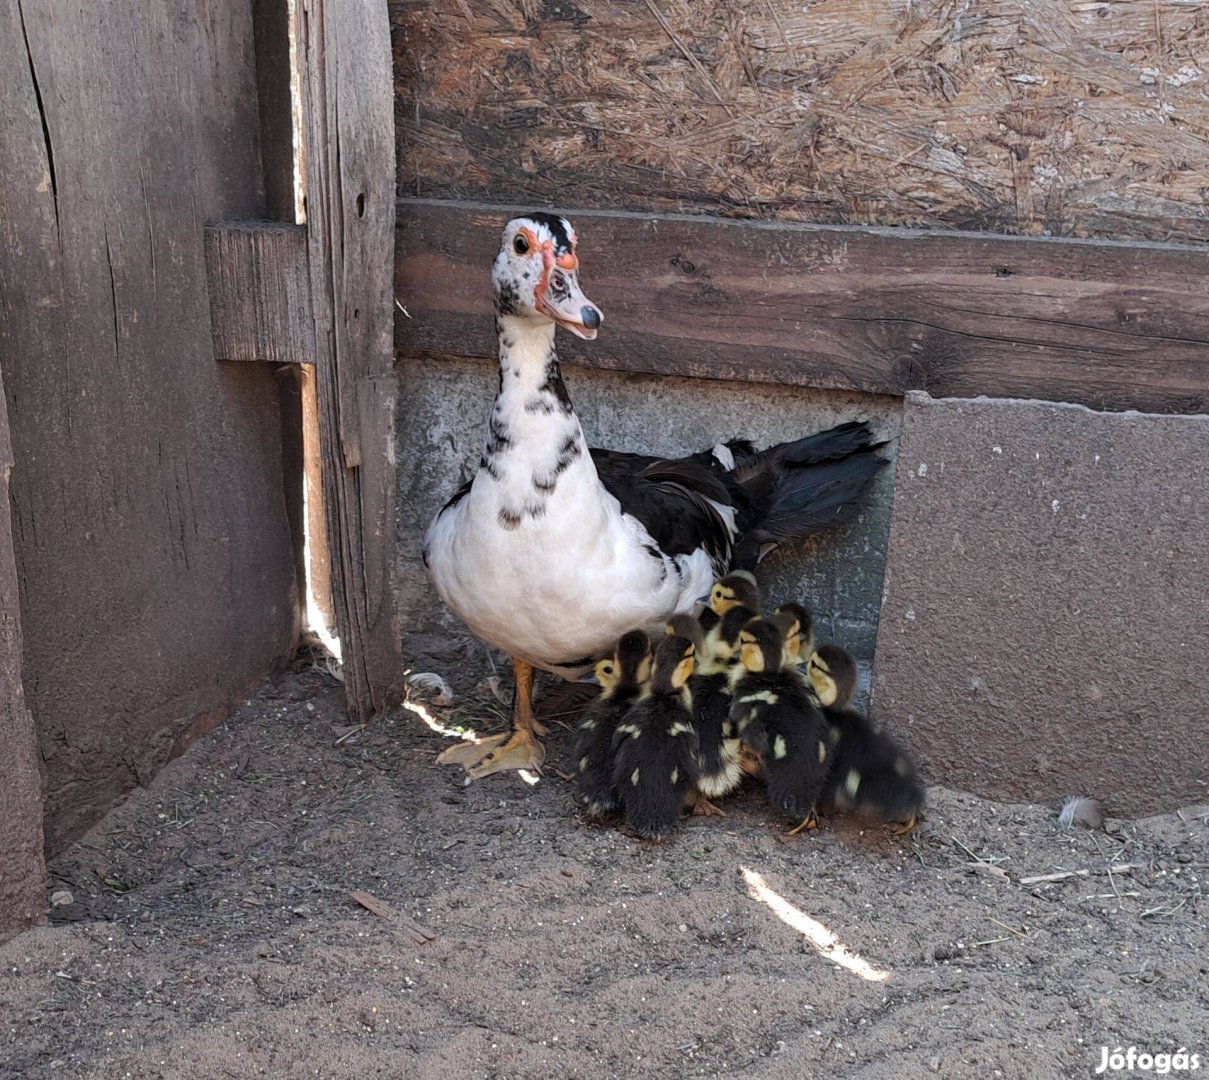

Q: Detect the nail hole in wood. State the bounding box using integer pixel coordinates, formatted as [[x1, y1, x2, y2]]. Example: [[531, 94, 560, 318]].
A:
[[356, 193, 366, 218]]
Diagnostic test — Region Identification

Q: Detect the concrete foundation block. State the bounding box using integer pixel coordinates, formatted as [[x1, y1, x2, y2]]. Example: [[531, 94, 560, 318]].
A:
[[872, 392, 1209, 816]]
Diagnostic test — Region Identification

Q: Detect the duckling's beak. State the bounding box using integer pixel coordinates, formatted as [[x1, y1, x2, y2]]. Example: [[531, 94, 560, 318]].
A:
[[535, 249, 602, 340]]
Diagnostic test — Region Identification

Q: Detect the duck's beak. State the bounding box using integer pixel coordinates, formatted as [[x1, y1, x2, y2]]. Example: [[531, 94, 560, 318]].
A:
[[535, 248, 602, 340]]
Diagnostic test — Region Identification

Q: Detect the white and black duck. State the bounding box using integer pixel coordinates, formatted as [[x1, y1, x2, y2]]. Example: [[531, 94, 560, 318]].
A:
[[425, 213, 886, 779]]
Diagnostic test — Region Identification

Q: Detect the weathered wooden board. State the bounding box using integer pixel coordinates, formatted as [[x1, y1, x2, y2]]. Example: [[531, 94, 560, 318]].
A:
[[205, 222, 314, 363], [391, 0, 1209, 244], [298, 0, 403, 719], [0, 0, 296, 853], [396, 199, 1209, 415], [0, 361, 44, 941]]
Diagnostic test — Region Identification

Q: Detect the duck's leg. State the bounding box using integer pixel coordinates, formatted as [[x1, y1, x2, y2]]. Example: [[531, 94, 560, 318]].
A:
[[436, 659, 547, 778]]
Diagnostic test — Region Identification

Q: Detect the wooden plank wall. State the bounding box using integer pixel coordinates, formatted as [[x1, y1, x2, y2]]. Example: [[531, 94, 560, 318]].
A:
[[0, 1, 296, 853], [396, 199, 1209, 415], [0, 361, 44, 941], [391, 0, 1209, 244], [297, 0, 403, 720]]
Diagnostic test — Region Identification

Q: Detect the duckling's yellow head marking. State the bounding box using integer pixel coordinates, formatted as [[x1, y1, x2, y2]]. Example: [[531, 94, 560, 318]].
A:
[[809, 644, 858, 708], [594, 659, 618, 690], [709, 570, 760, 616], [739, 630, 765, 674], [710, 583, 739, 615], [672, 641, 695, 690], [808, 652, 839, 707]]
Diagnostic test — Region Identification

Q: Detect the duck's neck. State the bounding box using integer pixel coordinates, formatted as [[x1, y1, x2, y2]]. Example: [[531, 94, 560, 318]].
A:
[[479, 315, 595, 527]]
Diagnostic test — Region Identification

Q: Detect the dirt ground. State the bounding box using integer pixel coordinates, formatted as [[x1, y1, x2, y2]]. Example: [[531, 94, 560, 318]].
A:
[[2, 663, 1205, 1080]]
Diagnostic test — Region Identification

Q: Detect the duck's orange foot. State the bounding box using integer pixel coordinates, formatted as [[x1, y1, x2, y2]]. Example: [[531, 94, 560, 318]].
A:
[[786, 810, 819, 836], [435, 727, 546, 780], [888, 814, 918, 836], [690, 792, 727, 817]]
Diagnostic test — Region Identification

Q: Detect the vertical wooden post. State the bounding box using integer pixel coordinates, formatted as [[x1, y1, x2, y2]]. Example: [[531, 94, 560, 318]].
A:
[[296, 0, 402, 719], [0, 362, 45, 941]]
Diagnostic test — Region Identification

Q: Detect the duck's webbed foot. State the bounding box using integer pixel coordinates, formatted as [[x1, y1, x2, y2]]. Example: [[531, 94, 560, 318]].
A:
[[689, 791, 727, 817], [434, 659, 546, 779], [786, 809, 819, 836]]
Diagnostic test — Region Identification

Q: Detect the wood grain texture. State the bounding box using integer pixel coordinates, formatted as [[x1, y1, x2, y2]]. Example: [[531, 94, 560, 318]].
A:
[[396, 199, 1209, 415], [298, 0, 403, 719], [0, 0, 296, 853], [392, 0, 1209, 244], [0, 361, 45, 941], [205, 222, 314, 363]]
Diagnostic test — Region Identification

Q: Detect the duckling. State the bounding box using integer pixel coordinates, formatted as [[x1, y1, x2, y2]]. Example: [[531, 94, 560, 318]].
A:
[[668, 608, 755, 814], [808, 644, 925, 834], [729, 618, 830, 833], [771, 601, 814, 669], [699, 570, 763, 636], [611, 634, 701, 840], [571, 630, 653, 820]]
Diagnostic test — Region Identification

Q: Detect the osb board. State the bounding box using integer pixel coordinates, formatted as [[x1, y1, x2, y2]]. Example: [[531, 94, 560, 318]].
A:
[[391, 0, 1209, 243], [397, 199, 1209, 414], [0, 1, 296, 853]]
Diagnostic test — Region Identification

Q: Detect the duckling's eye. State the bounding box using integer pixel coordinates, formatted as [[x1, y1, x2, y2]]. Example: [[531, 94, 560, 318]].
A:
[[514, 234, 530, 255]]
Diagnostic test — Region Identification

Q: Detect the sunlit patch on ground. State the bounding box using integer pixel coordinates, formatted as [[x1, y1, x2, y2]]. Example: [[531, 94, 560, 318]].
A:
[[741, 866, 891, 983]]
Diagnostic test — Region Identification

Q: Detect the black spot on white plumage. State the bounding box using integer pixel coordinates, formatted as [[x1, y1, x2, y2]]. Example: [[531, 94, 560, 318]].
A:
[[495, 278, 521, 316], [479, 454, 502, 482], [539, 357, 575, 415]]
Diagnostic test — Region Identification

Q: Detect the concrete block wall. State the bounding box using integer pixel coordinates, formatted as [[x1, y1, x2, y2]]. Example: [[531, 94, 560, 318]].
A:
[[396, 355, 900, 708], [872, 392, 1209, 817]]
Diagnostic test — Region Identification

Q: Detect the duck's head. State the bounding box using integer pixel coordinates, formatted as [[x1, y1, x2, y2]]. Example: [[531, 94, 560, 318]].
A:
[[615, 629, 653, 689], [712, 604, 758, 663], [705, 571, 761, 616], [737, 618, 784, 674], [665, 613, 706, 654], [651, 633, 696, 694], [807, 644, 858, 708], [494, 214, 603, 340], [772, 602, 815, 665]]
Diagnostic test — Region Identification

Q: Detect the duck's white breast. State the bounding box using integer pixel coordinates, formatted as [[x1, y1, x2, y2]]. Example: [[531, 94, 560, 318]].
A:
[[425, 455, 712, 671]]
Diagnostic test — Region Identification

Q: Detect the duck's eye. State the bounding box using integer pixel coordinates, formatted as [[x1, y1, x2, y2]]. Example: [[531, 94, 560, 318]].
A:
[[514, 235, 530, 255]]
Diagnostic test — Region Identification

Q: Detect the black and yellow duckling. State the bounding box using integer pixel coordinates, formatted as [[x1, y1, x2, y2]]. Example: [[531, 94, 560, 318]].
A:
[[808, 644, 925, 834], [730, 618, 831, 833], [611, 633, 701, 840], [771, 601, 815, 669], [699, 570, 763, 635], [571, 630, 653, 820], [669, 606, 759, 812]]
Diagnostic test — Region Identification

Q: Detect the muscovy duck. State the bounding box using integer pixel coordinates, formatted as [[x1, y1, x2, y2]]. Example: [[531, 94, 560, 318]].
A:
[[424, 213, 885, 779]]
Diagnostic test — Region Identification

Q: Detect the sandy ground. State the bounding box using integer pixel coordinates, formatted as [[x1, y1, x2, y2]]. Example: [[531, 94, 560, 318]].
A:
[[1, 665, 1205, 1080]]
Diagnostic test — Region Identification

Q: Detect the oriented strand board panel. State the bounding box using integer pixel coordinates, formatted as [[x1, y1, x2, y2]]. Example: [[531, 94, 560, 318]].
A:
[[0, 365, 44, 941], [0, 1, 296, 852], [871, 392, 1209, 817], [392, 0, 1209, 243], [397, 199, 1209, 415]]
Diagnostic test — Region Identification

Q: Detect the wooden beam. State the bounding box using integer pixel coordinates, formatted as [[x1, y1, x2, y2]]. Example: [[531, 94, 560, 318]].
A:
[[395, 199, 1209, 415], [0, 361, 45, 941], [205, 221, 314, 363], [297, 0, 402, 720]]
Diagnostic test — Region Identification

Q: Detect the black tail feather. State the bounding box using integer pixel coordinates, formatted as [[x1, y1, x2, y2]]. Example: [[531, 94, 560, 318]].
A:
[[731, 445, 887, 570]]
